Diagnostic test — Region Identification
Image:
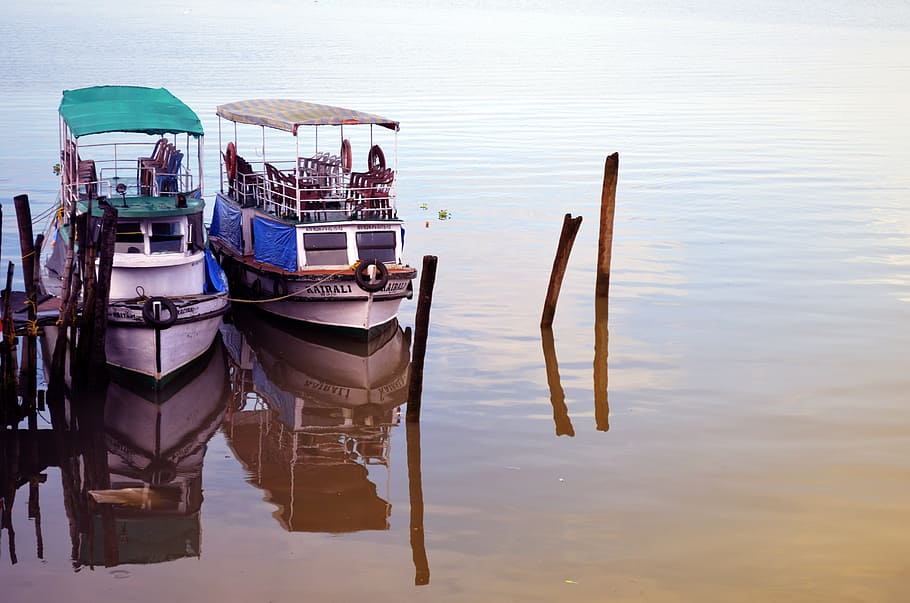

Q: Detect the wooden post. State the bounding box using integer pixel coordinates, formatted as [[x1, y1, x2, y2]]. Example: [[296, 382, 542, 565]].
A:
[[87, 201, 117, 379], [540, 214, 583, 328], [406, 255, 438, 422], [14, 195, 38, 429], [2, 262, 18, 416], [596, 153, 619, 297], [593, 293, 609, 431], [406, 418, 430, 585], [541, 327, 575, 436]]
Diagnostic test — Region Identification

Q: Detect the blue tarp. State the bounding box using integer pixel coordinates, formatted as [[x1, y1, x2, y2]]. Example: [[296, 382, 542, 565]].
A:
[[253, 217, 298, 272], [210, 196, 242, 251], [204, 247, 228, 294]]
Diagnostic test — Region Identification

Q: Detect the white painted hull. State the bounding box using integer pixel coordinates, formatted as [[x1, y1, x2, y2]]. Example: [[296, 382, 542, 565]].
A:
[[105, 294, 229, 382]]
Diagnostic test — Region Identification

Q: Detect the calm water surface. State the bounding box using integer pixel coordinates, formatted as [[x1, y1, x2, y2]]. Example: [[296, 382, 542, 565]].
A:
[[2, 1, 910, 601]]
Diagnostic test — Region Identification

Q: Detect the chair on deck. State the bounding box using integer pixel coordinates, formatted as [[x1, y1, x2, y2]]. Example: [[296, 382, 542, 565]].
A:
[[348, 168, 395, 218], [157, 151, 183, 194], [265, 162, 321, 220], [62, 140, 98, 199], [140, 141, 174, 195]]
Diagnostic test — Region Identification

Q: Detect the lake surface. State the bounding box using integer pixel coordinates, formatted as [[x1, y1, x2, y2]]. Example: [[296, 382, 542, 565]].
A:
[[2, 1, 910, 601]]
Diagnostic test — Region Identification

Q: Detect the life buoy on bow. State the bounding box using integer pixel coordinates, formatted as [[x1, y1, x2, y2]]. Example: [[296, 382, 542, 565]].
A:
[[367, 144, 386, 171], [225, 142, 238, 183], [142, 296, 179, 329], [354, 259, 389, 293], [340, 139, 353, 173]]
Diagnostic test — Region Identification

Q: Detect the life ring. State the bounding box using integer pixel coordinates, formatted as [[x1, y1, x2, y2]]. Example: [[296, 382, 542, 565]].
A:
[[340, 139, 352, 173], [273, 278, 288, 297], [225, 142, 238, 183], [367, 144, 386, 171], [142, 296, 179, 329], [354, 259, 389, 293]]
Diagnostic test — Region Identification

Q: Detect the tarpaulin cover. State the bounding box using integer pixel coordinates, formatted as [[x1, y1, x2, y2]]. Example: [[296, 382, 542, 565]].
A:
[[204, 248, 228, 294], [59, 86, 204, 138], [209, 196, 243, 251], [216, 99, 399, 134], [253, 217, 298, 272]]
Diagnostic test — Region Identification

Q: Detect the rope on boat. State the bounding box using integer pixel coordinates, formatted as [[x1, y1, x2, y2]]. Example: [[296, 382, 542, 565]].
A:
[[222, 263, 358, 305]]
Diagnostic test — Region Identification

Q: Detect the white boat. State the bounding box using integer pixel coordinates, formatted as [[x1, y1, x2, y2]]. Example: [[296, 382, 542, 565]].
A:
[[40, 85, 230, 385], [208, 99, 417, 338]]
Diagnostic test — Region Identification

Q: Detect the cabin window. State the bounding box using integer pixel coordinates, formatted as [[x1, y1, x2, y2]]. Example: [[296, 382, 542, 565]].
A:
[[149, 221, 184, 253], [115, 221, 144, 254], [303, 232, 348, 265], [356, 231, 396, 263]]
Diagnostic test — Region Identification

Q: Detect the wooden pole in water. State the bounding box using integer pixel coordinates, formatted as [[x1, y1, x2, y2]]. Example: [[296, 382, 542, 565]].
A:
[[596, 153, 619, 297], [406, 255, 438, 422], [2, 262, 18, 415], [540, 214, 583, 328], [87, 201, 117, 379], [14, 195, 38, 428], [593, 292, 609, 432]]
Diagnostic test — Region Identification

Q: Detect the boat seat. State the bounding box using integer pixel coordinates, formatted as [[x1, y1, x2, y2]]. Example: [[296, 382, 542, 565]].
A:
[[62, 140, 98, 199], [157, 151, 183, 194]]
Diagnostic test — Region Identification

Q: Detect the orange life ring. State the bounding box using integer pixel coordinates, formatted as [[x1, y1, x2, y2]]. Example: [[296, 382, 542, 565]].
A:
[[368, 144, 386, 171], [340, 139, 352, 173], [225, 142, 237, 182]]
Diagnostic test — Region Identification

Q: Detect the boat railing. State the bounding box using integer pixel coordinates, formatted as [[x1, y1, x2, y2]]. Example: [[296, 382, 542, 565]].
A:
[[229, 158, 397, 223], [62, 140, 195, 203]]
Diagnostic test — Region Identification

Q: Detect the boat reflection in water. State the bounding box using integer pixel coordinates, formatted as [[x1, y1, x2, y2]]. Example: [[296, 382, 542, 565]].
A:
[[221, 309, 411, 532], [61, 338, 230, 568]]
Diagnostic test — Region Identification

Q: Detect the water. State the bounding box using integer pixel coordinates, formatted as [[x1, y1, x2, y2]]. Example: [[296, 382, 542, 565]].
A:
[[2, 1, 910, 600]]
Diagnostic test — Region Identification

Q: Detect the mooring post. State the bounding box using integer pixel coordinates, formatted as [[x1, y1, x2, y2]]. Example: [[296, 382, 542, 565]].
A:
[[14, 195, 38, 427], [407, 255, 438, 422], [540, 213, 583, 328], [2, 262, 18, 414], [596, 153, 619, 297], [593, 293, 609, 431], [88, 201, 117, 379]]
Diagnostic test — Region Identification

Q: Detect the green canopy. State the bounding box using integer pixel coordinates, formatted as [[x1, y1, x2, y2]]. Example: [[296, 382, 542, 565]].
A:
[[216, 99, 399, 135], [59, 86, 204, 138]]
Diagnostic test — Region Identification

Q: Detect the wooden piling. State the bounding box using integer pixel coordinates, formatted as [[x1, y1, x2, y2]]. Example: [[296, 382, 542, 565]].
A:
[[407, 255, 438, 422], [14, 195, 38, 428], [540, 214, 583, 328], [2, 262, 18, 416], [87, 201, 117, 379], [596, 153, 619, 297], [593, 293, 609, 431]]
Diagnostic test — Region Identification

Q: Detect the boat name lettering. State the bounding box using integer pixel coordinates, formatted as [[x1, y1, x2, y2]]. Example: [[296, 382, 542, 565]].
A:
[[356, 224, 396, 231], [304, 283, 353, 295], [303, 226, 344, 232]]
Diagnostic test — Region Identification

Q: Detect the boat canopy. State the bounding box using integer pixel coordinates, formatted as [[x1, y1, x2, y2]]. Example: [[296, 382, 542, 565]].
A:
[[59, 86, 205, 138], [216, 99, 399, 135]]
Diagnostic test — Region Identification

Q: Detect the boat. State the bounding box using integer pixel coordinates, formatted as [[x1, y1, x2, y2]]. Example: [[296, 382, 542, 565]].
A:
[[207, 99, 417, 338], [220, 307, 411, 532], [40, 85, 230, 385]]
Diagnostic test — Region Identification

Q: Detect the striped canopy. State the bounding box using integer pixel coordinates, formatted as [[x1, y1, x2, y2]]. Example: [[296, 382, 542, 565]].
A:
[[216, 99, 399, 134], [59, 86, 204, 138]]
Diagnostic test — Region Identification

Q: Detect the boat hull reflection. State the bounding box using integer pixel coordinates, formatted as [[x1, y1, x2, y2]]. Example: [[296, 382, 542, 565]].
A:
[[221, 309, 410, 532]]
